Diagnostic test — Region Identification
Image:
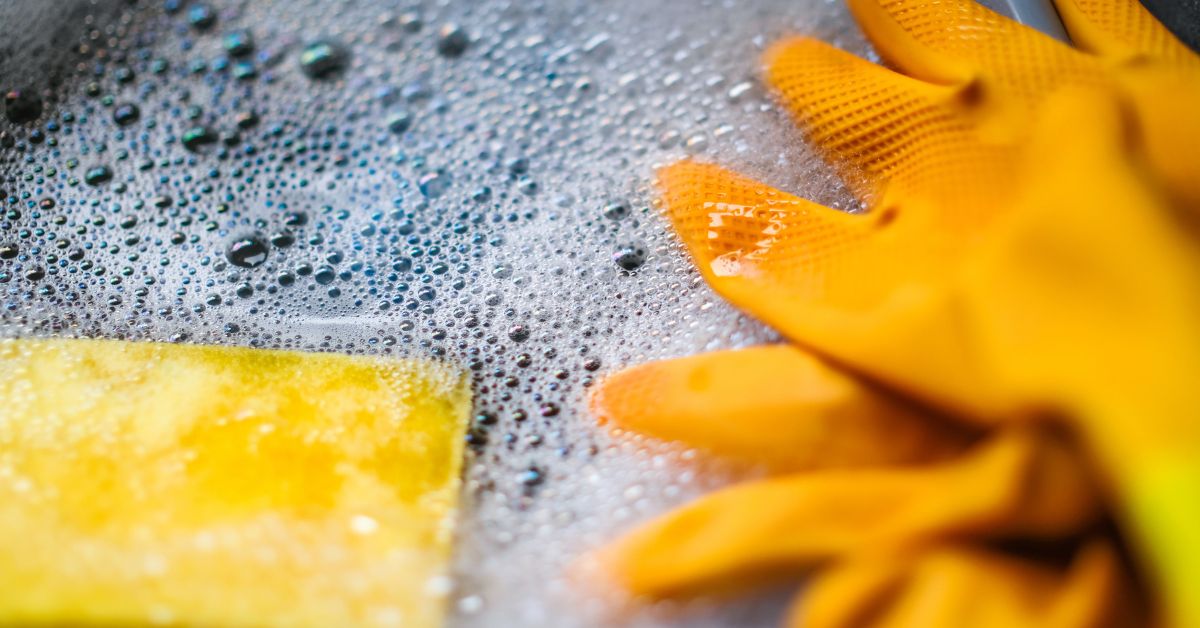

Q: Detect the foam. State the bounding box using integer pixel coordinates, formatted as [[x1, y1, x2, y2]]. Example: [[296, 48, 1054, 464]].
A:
[[0, 0, 865, 625]]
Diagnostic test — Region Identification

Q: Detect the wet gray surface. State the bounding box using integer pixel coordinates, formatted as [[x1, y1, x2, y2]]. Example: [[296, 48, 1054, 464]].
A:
[[0, 1, 861, 625]]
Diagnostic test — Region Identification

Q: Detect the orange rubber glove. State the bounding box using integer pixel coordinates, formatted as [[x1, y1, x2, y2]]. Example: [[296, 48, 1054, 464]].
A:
[[599, 425, 1101, 598], [590, 0, 1200, 626], [791, 542, 1140, 628]]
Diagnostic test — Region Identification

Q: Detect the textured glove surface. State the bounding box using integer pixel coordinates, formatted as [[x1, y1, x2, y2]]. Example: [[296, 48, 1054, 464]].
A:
[[591, 1, 1200, 626]]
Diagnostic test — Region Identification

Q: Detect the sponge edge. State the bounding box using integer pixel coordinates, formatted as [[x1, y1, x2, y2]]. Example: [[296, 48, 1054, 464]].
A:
[[0, 337, 471, 628]]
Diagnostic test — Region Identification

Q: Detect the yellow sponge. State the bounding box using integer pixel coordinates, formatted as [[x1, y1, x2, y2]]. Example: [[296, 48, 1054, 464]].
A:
[[0, 337, 470, 627]]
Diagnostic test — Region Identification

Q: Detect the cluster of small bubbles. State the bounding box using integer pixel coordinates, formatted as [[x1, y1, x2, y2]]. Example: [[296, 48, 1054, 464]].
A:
[[0, 0, 862, 625]]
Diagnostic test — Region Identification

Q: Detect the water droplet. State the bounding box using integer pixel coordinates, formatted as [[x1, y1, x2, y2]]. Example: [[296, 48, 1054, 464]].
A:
[[223, 30, 254, 57], [114, 67, 136, 84], [728, 81, 754, 102], [519, 466, 545, 487], [234, 111, 260, 129], [398, 12, 423, 32], [300, 40, 350, 79], [4, 90, 42, 124], [436, 24, 470, 57], [283, 211, 308, 227], [187, 4, 217, 30], [84, 166, 113, 186], [387, 111, 413, 134], [314, 266, 336, 285], [269, 232, 295, 248], [516, 176, 538, 195], [505, 157, 529, 175], [113, 104, 140, 126], [226, 236, 269, 268], [181, 126, 217, 152], [418, 170, 451, 198]]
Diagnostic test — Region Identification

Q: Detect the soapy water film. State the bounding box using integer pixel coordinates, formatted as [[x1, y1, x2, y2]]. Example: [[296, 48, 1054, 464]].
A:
[[0, 0, 868, 625]]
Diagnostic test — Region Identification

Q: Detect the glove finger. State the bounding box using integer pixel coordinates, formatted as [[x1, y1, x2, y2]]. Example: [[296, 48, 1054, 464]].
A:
[[658, 159, 878, 291], [847, 0, 1099, 100], [591, 345, 973, 473], [844, 0, 1200, 210], [658, 160, 1016, 421], [658, 159, 992, 311], [657, 159, 896, 345], [788, 541, 1140, 628], [764, 37, 1015, 207], [597, 427, 1100, 599], [1054, 0, 1200, 67]]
